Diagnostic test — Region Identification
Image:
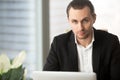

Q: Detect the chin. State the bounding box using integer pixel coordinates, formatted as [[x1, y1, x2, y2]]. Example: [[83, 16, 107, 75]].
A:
[[77, 36, 86, 40]]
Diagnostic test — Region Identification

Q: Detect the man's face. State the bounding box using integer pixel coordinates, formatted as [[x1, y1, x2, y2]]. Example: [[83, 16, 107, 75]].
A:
[[68, 6, 96, 40]]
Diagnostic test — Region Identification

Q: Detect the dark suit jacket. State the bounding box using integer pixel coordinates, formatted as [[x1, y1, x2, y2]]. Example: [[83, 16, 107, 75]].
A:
[[43, 28, 120, 80]]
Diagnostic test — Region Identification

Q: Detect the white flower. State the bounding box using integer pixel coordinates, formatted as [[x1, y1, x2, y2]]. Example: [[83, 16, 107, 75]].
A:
[[23, 69, 27, 80], [0, 54, 11, 74], [11, 51, 26, 69]]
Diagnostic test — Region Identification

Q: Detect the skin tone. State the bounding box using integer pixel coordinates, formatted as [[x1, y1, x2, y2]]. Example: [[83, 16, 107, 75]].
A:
[[68, 6, 96, 47]]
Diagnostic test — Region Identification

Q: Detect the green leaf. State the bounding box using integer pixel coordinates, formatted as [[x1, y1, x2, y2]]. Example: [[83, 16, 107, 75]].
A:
[[9, 66, 25, 80], [0, 69, 11, 80], [1, 65, 25, 80], [0, 74, 2, 80]]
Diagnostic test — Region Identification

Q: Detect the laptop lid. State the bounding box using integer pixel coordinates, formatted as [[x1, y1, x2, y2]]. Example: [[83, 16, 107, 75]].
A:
[[32, 71, 96, 80]]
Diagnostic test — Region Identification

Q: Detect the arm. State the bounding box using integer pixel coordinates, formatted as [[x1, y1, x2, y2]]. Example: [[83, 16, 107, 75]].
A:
[[43, 37, 60, 71], [110, 36, 120, 80]]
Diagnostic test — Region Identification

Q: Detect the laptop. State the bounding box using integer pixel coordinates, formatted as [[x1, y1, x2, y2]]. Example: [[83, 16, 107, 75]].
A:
[[32, 71, 96, 80]]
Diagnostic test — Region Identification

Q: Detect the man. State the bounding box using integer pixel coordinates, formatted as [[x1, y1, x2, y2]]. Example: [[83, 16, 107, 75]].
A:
[[43, 0, 120, 80]]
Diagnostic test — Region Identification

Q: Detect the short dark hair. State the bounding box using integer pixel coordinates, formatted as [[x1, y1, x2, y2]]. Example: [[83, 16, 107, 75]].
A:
[[66, 0, 95, 17]]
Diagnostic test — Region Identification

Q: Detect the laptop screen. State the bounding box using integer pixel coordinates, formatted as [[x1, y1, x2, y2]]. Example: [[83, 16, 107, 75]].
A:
[[32, 71, 96, 80]]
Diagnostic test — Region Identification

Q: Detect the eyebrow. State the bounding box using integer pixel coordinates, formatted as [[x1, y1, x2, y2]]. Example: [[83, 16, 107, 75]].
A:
[[71, 17, 90, 22]]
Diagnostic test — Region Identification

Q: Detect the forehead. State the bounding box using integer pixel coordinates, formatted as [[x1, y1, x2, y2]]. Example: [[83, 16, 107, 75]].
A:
[[68, 6, 92, 19]]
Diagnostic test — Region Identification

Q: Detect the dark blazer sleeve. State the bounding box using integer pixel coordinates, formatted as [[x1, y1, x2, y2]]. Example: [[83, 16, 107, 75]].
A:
[[110, 37, 120, 80], [43, 37, 60, 71]]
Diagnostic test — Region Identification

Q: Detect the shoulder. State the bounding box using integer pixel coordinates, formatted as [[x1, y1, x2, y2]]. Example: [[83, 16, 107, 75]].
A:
[[50, 30, 74, 50], [94, 29, 117, 38], [53, 30, 74, 42], [94, 29, 119, 43]]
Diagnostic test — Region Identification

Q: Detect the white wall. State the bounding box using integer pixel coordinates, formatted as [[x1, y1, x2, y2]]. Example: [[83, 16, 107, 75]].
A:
[[49, 0, 71, 43], [91, 0, 120, 40]]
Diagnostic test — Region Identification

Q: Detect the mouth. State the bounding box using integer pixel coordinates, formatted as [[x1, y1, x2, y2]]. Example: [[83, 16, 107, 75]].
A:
[[78, 31, 85, 36]]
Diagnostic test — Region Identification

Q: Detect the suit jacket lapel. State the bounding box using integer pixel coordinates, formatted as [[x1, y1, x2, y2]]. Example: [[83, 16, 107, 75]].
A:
[[93, 41, 101, 73], [68, 32, 78, 71], [92, 29, 102, 73]]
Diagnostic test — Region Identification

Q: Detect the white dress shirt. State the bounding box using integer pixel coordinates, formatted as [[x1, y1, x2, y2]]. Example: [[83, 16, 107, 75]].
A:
[[75, 32, 94, 73]]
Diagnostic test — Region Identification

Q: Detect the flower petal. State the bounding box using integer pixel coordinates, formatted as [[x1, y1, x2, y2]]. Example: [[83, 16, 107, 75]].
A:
[[0, 54, 11, 74], [11, 51, 26, 69]]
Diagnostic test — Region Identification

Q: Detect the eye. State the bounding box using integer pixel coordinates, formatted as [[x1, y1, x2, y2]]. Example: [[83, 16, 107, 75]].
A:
[[82, 18, 90, 24], [71, 20, 78, 24]]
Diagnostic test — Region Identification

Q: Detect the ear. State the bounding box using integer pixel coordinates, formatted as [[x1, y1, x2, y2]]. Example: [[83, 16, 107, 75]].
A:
[[67, 16, 69, 21], [67, 17, 70, 23], [92, 13, 96, 23]]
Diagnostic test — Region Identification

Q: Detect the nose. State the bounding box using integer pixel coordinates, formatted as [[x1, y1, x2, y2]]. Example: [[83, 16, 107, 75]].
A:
[[78, 22, 84, 31]]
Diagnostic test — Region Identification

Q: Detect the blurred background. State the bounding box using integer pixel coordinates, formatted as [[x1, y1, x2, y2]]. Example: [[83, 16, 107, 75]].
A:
[[0, 0, 120, 79]]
